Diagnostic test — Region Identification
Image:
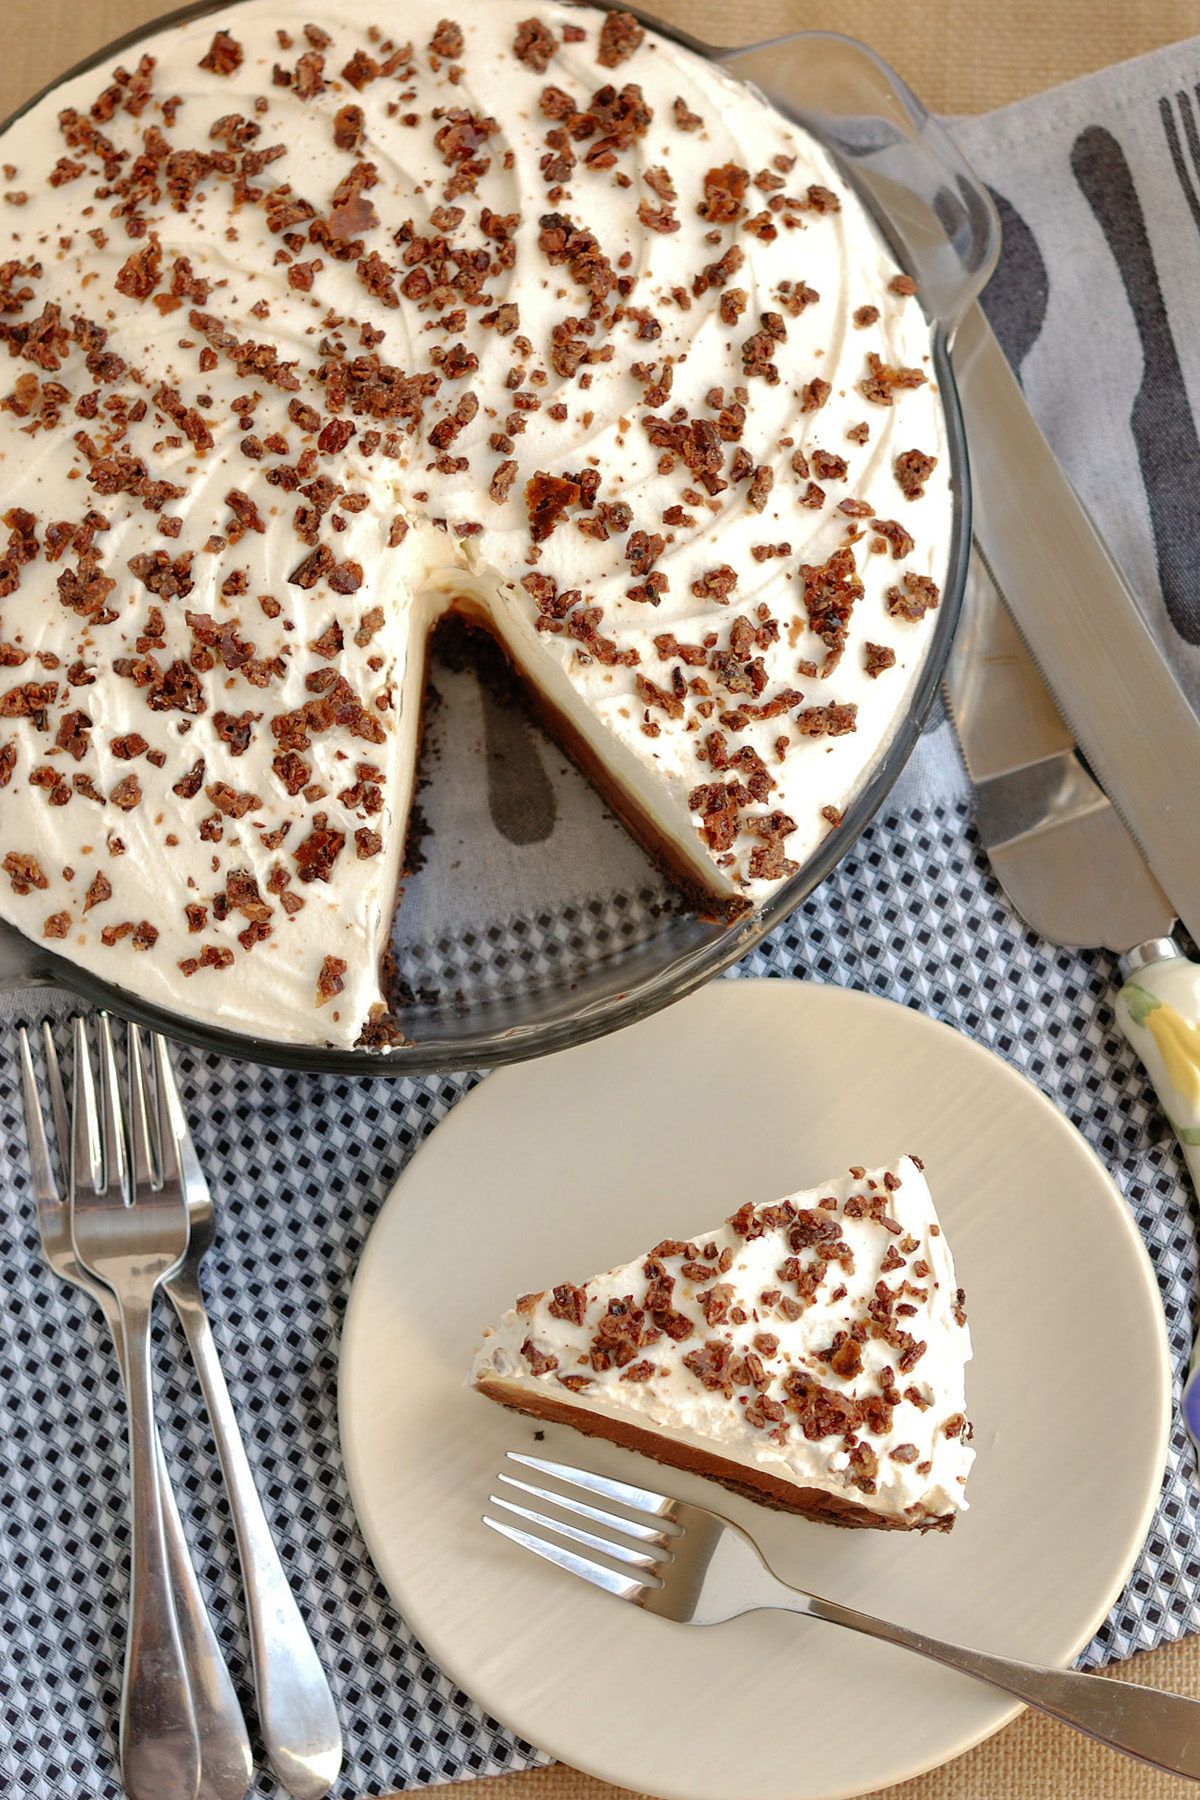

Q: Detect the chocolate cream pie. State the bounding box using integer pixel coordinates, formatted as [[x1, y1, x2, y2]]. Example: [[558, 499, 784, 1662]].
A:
[[0, 3, 953, 1046], [472, 1156, 973, 1531]]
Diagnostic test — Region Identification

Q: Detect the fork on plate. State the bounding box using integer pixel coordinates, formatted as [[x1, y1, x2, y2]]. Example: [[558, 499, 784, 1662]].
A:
[[486, 1452, 1200, 1782], [19, 1016, 341, 1800]]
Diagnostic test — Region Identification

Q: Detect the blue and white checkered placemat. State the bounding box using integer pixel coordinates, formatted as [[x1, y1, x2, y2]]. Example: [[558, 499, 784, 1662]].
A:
[[0, 792, 1196, 1800]]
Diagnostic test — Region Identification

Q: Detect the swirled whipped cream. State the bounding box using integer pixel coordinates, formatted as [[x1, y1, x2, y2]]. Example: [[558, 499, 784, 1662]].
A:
[[472, 1156, 973, 1529], [0, 2, 952, 1045]]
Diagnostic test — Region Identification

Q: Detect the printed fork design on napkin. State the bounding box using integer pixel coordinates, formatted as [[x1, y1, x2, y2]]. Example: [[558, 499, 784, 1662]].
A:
[[5, 32, 1200, 1800], [951, 40, 1200, 717]]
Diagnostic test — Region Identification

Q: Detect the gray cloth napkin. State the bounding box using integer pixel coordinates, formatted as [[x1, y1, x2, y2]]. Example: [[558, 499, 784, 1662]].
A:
[[4, 35, 1200, 1800]]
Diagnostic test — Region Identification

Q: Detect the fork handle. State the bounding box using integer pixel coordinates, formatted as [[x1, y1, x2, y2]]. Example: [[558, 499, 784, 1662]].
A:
[[121, 1292, 203, 1800], [102, 1296, 252, 1800], [168, 1271, 342, 1800], [793, 1589, 1200, 1780]]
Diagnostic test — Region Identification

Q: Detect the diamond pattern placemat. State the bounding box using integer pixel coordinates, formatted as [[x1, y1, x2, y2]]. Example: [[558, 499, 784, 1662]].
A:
[[0, 797, 1195, 1798]]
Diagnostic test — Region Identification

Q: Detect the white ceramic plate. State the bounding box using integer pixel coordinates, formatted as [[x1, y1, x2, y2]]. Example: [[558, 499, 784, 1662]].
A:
[[339, 980, 1170, 1800]]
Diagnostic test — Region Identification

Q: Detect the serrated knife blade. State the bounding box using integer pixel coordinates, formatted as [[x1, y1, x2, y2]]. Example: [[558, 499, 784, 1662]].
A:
[[951, 302, 1200, 945]]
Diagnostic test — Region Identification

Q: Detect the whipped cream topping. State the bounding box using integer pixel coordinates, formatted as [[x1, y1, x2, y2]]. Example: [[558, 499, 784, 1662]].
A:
[[472, 1155, 973, 1526], [0, 2, 952, 1045]]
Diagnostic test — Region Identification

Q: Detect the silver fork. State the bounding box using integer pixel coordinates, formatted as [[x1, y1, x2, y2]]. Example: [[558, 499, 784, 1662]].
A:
[[67, 1016, 200, 1800], [486, 1453, 1200, 1783], [146, 1027, 342, 1800], [18, 1021, 252, 1800]]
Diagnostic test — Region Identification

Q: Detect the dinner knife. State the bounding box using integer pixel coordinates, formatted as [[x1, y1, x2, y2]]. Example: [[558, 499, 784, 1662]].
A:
[[950, 301, 1200, 945], [946, 547, 1200, 1437]]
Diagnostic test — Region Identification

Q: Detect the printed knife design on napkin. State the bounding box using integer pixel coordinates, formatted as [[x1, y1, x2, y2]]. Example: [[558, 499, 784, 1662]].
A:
[[915, 191, 1043, 751], [923, 185, 1049, 747], [979, 187, 1050, 376], [1071, 123, 1200, 644]]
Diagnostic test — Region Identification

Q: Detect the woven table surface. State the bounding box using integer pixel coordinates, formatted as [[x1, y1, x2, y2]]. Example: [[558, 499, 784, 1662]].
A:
[[5, 4, 1200, 1800]]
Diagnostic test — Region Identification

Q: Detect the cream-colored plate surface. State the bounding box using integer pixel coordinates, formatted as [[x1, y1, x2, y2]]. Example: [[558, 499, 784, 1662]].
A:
[[339, 979, 1170, 1800]]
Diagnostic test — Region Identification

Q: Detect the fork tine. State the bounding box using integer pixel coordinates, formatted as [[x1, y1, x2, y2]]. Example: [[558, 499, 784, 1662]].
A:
[[482, 1514, 649, 1600], [488, 1492, 665, 1570], [42, 1022, 69, 1191], [154, 1035, 206, 1200], [127, 1023, 157, 1193], [96, 1015, 128, 1203], [152, 1034, 181, 1189], [497, 1472, 674, 1547], [507, 1451, 676, 1518], [18, 1026, 58, 1208], [70, 1016, 102, 1197]]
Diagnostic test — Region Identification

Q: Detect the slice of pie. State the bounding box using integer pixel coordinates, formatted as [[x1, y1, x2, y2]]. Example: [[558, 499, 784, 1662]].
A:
[[471, 1155, 973, 1530]]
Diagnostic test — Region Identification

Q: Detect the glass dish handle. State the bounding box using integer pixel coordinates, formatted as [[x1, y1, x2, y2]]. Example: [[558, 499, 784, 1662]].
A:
[[717, 31, 1000, 338]]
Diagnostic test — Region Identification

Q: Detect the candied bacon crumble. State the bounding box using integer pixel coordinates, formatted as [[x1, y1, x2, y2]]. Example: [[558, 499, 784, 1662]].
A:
[[547, 1282, 588, 1326], [342, 51, 379, 91], [294, 816, 346, 883], [334, 104, 365, 153], [200, 30, 243, 76], [700, 163, 748, 225], [522, 1338, 558, 1377], [895, 447, 937, 499], [886, 572, 941, 622], [597, 11, 644, 67], [525, 470, 580, 542], [514, 18, 558, 71], [316, 954, 347, 1003], [3, 852, 47, 893], [861, 351, 927, 406]]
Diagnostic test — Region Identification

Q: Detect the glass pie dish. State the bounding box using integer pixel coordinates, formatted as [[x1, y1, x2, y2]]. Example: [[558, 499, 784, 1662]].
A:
[[0, 3, 999, 1073]]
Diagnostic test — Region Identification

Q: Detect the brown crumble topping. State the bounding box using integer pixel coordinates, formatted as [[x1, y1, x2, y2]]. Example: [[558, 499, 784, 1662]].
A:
[[514, 18, 558, 72], [886, 573, 941, 622], [316, 953, 347, 1004], [597, 12, 644, 67], [200, 31, 243, 77], [895, 448, 937, 500], [861, 351, 927, 405]]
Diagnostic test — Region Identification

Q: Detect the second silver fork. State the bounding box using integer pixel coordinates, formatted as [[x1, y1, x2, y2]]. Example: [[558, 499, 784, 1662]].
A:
[[149, 1028, 342, 1800]]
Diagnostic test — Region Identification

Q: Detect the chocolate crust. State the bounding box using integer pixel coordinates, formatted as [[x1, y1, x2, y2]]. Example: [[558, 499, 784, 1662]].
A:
[[474, 1374, 955, 1533]]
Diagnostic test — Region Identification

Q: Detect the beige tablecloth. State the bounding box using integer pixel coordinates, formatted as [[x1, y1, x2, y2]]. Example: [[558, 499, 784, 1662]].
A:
[[6, 4, 1200, 1799]]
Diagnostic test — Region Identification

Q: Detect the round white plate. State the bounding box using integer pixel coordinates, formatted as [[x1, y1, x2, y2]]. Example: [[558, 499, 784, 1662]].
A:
[[339, 980, 1170, 1800]]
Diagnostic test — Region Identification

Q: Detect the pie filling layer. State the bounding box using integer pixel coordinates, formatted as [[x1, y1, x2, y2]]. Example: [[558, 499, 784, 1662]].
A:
[[0, 2, 951, 1045]]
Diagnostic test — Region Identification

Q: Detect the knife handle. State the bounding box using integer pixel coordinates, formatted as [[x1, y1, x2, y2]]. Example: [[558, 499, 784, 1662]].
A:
[[1115, 941, 1200, 1193]]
